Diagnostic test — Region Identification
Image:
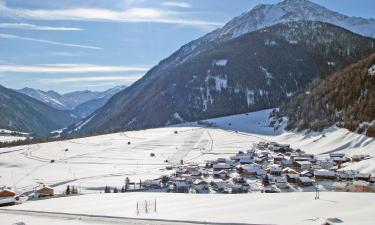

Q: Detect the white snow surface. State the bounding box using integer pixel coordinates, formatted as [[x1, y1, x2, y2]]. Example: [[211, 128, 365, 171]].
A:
[[1, 108, 375, 224], [3, 192, 375, 225], [214, 59, 228, 66]]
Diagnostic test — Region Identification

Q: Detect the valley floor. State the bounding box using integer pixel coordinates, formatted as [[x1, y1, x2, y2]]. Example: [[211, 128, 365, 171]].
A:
[[0, 109, 374, 224], [1, 192, 375, 225]]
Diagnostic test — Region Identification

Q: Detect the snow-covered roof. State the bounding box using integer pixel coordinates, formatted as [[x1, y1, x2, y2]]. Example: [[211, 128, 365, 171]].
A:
[[296, 161, 312, 165], [353, 181, 370, 187], [213, 163, 230, 169], [267, 164, 282, 172], [314, 169, 335, 177], [332, 182, 348, 189]]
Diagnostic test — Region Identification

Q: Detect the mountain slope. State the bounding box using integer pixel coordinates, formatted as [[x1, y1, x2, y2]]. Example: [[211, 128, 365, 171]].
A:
[[18, 87, 69, 111], [279, 53, 375, 137], [147, 0, 375, 74], [0, 85, 78, 136], [18, 86, 127, 117], [65, 20, 375, 136]]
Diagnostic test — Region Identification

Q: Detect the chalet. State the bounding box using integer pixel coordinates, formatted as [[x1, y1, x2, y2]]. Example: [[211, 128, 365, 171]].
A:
[[296, 177, 313, 187], [239, 157, 254, 164], [286, 174, 300, 183], [254, 157, 266, 164], [281, 158, 293, 167], [273, 154, 285, 163], [282, 167, 297, 174], [190, 170, 202, 177], [355, 173, 371, 181], [230, 184, 243, 193], [264, 186, 280, 193], [274, 177, 288, 189], [352, 181, 370, 192], [240, 164, 265, 176], [351, 155, 366, 162], [192, 180, 209, 193], [213, 170, 229, 179], [314, 169, 336, 181], [329, 153, 345, 158], [295, 161, 312, 170], [210, 179, 231, 191], [0, 197, 16, 206], [37, 186, 54, 197], [300, 170, 314, 178], [257, 142, 267, 150], [232, 175, 245, 184], [241, 183, 250, 192], [332, 182, 349, 192], [319, 159, 335, 170], [217, 158, 226, 163], [176, 165, 188, 174], [231, 153, 254, 161], [247, 149, 256, 154], [267, 164, 282, 176], [332, 156, 350, 164], [170, 180, 190, 193], [292, 157, 310, 162], [213, 162, 230, 171], [0, 189, 16, 198], [142, 180, 161, 189]]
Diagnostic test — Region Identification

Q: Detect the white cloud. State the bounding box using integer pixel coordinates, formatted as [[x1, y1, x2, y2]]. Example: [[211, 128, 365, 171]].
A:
[[161, 2, 192, 8], [0, 33, 101, 50], [40, 75, 143, 83], [0, 23, 83, 31], [0, 2, 222, 29], [0, 64, 150, 73], [51, 52, 81, 57]]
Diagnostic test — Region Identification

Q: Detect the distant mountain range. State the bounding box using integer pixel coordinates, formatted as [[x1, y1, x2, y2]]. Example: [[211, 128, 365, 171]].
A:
[[0, 85, 78, 136], [279, 53, 375, 137], [18, 85, 126, 118]]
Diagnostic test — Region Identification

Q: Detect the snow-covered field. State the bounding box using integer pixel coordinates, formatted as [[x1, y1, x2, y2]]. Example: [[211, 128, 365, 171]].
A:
[[1, 109, 374, 224], [0, 129, 27, 142], [2, 192, 375, 225]]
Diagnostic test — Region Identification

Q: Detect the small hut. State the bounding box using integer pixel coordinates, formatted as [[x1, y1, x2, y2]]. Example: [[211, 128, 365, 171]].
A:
[[37, 186, 54, 197]]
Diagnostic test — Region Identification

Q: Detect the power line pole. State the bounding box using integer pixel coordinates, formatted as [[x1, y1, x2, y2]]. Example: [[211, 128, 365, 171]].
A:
[[315, 180, 320, 200]]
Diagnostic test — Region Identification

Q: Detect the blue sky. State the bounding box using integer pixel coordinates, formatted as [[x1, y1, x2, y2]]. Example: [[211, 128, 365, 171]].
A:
[[0, 0, 374, 93]]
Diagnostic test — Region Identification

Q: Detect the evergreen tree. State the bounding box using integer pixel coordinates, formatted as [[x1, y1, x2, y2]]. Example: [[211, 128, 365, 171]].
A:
[[66, 185, 71, 195], [125, 177, 130, 190], [113, 187, 118, 193], [161, 176, 169, 187]]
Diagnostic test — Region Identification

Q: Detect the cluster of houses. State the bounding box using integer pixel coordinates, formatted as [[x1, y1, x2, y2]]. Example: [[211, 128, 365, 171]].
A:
[[0, 185, 54, 207], [146, 142, 374, 194]]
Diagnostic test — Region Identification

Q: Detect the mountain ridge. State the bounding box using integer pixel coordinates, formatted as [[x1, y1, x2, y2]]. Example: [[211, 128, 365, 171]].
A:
[[18, 85, 127, 118], [64, 20, 375, 136], [0, 85, 78, 136]]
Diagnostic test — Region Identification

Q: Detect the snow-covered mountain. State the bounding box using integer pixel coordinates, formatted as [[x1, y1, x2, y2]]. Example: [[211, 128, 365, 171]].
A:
[[18, 86, 127, 117], [215, 0, 375, 40], [162, 0, 375, 70], [64, 21, 375, 136], [0, 85, 78, 136], [18, 87, 69, 111], [62, 0, 375, 136]]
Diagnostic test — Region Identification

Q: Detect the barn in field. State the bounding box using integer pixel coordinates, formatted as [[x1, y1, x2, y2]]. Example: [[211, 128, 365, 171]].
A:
[[37, 186, 54, 197]]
